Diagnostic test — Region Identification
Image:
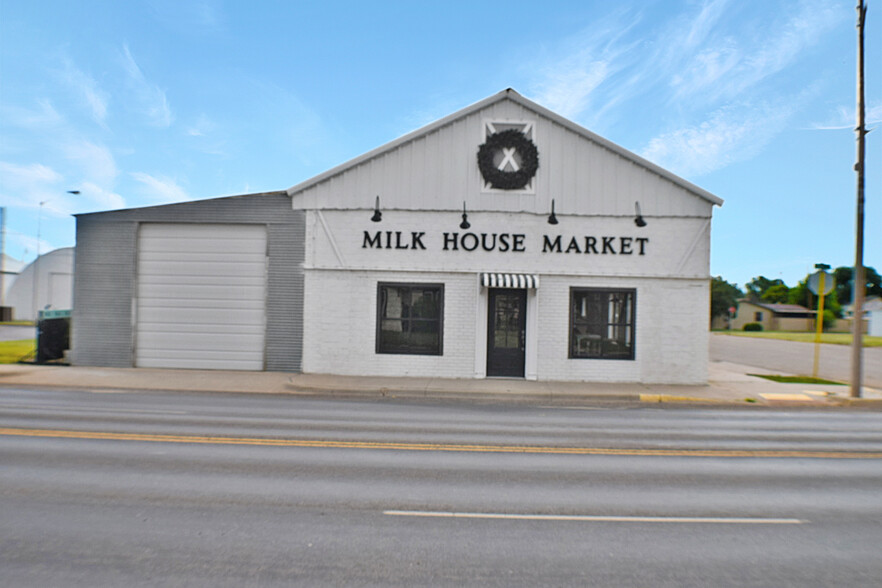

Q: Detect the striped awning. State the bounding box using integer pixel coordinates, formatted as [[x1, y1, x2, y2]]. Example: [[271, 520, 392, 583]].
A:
[[481, 273, 540, 289]]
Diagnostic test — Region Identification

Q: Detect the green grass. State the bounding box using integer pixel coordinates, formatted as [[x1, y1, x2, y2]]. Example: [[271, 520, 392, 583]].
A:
[[0, 339, 36, 363], [749, 374, 845, 385], [715, 331, 882, 347]]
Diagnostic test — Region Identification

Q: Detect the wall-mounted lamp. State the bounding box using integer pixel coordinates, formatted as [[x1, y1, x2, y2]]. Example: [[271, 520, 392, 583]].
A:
[[547, 199, 559, 225], [634, 201, 647, 227], [370, 195, 382, 222], [460, 202, 471, 230]]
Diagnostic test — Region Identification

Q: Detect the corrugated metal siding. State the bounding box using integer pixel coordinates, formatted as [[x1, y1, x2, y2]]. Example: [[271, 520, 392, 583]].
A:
[[72, 193, 305, 371], [290, 99, 712, 219], [71, 219, 137, 367], [266, 221, 304, 372]]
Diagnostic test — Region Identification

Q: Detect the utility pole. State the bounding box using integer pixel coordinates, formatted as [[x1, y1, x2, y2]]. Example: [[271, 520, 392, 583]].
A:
[[850, 0, 868, 399]]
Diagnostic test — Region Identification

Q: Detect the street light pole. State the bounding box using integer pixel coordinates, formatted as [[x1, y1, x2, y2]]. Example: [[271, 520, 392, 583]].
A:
[[32, 191, 79, 321]]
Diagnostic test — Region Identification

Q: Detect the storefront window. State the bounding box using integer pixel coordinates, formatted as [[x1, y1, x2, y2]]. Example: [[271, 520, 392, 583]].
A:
[[570, 288, 635, 360], [377, 283, 443, 355]]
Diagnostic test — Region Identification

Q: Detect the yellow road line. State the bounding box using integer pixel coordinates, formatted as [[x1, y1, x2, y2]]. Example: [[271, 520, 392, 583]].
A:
[[2, 427, 881, 459], [383, 511, 805, 524]]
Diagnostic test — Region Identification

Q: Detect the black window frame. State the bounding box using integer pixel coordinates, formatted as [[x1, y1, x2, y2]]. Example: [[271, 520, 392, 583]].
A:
[[569, 287, 636, 360], [376, 282, 444, 356]]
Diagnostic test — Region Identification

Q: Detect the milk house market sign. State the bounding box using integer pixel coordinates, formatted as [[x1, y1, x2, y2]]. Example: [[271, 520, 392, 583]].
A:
[[362, 230, 649, 256], [361, 128, 649, 257]]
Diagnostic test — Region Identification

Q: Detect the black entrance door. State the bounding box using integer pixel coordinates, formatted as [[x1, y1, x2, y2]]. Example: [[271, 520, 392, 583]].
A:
[[487, 288, 526, 377]]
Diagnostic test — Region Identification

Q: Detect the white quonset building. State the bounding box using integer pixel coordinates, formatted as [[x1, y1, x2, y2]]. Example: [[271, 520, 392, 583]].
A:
[[7, 247, 74, 321], [72, 89, 722, 384]]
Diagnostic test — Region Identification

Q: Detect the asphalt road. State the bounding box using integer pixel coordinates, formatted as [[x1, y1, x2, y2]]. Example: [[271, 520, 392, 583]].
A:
[[710, 332, 882, 388], [2, 387, 881, 587]]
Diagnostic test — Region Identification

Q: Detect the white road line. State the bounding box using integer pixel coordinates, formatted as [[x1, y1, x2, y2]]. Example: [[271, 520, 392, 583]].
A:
[[383, 511, 805, 524], [536, 406, 606, 411]]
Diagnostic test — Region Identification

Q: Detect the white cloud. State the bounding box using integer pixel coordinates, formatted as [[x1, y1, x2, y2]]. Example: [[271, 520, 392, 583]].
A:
[[652, 0, 731, 78], [681, 0, 731, 50], [735, 1, 841, 91], [811, 101, 882, 130], [184, 114, 230, 156], [0, 99, 64, 129], [0, 160, 123, 219], [62, 140, 118, 186], [60, 57, 109, 125], [640, 100, 797, 177], [77, 181, 126, 212], [669, 42, 741, 100], [131, 172, 188, 204], [0, 162, 67, 211], [148, 0, 225, 35], [670, 0, 844, 102], [534, 55, 612, 120], [523, 1, 844, 178], [186, 114, 216, 137], [121, 45, 173, 127], [527, 8, 641, 121], [0, 162, 63, 190]]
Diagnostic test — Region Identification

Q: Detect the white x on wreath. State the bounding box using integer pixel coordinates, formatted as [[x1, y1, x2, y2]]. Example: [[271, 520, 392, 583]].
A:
[[497, 147, 520, 172]]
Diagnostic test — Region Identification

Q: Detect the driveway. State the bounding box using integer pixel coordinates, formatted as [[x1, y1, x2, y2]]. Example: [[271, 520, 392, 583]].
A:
[[710, 332, 882, 389]]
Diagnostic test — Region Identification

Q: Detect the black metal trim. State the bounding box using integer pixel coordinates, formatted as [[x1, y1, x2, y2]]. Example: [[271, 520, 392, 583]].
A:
[[568, 287, 637, 361]]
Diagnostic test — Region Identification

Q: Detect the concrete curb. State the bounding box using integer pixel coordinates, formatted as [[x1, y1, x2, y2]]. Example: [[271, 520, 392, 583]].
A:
[[639, 394, 750, 404], [283, 382, 642, 404], [828, 397, 882, 407]]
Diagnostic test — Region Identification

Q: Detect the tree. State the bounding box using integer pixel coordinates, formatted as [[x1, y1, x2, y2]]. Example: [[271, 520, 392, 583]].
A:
[[834, 266, 853, 304], [833, 266, 882, 305], [761, 284, 790, 303], [710, 277, 743, 324], [789, 276, 843, 318], [745, 276, 785, 302], [870, 267, 882, 298]]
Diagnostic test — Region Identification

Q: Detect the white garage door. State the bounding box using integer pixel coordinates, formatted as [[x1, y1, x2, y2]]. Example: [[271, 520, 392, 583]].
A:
[[135, 223, 267, 370]]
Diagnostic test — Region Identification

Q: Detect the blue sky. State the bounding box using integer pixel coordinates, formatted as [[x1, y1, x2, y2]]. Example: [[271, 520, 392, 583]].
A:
[[1, 0, 879, 290]]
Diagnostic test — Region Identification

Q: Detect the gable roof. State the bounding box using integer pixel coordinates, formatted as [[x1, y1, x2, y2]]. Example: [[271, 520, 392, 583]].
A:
[[286, 88, 723, 207], [739, 300, 815, 316]]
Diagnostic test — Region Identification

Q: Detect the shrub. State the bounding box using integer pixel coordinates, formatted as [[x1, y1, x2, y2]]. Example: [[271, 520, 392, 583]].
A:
[[822, 309, 836, 331], [743, 322, 763, 331]]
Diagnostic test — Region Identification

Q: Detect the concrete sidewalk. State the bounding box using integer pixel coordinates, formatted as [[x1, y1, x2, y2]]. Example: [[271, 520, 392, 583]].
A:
[[1, 361, 880, 406]]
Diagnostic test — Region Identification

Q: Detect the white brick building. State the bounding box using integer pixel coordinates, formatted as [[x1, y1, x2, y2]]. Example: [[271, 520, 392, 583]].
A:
[[72, 89, 721, 384]]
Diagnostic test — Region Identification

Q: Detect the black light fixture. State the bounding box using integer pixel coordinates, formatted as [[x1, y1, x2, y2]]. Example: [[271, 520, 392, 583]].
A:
[[370, 195, 382, 222], [547, 199, 559, 225], [634, 201, 647, 227], [460, 201, 471, 230]]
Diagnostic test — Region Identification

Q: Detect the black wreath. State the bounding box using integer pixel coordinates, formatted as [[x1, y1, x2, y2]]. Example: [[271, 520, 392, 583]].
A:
[[477, 129, 539, 190]]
